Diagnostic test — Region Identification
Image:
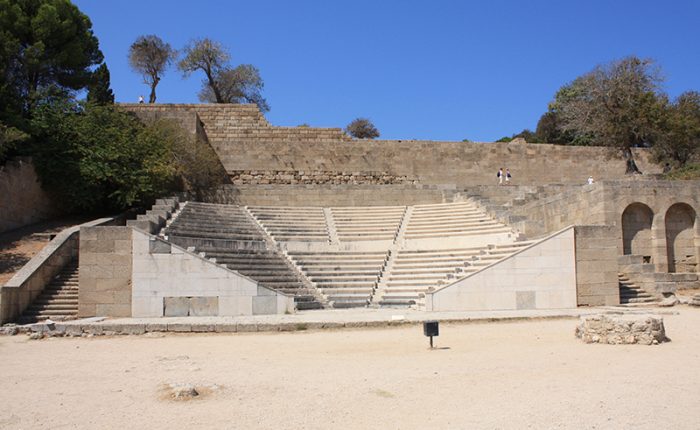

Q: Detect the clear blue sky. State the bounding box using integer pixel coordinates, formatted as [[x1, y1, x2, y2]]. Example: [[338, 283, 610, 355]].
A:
[[74, 0, 700, 142]]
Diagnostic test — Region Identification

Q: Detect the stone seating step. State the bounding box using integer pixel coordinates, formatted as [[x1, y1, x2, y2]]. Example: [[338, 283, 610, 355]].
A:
[[295, 262, 385, 269], [404, 229, 511, 239], [391, 262, 469, 270], [405, 223, 503, 234], [386, 269, 457, 281], [386, 279, 444, 287], [319, 287, 375, 295], [338, 235, 396, 241], [167, 226, 261, 235], [310, 276, 379, 283], [377, 299, 417, 307], [168, 231, 263, 241], [303, 267, 382, 274], [394, 255, 479, 264], [315, 281, 377, 288], [330, 300, 369, 309]]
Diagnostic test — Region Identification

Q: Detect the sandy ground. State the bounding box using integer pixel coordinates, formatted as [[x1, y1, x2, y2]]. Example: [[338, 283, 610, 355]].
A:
[[0, 216, 91, 284], [1, 310, 699, 430]]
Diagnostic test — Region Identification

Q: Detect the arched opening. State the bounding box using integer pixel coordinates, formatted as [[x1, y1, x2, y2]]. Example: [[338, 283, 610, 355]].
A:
[[665, 203, 697, 272], [622, 203, 654, 258]]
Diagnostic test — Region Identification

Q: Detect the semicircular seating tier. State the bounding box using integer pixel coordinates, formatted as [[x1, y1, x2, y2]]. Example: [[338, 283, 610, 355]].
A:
[[155, 200, 532, 310]]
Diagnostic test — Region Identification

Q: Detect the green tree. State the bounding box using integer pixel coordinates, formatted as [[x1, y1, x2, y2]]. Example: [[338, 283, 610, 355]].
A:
[[0, 120, 28, 163], [128, 35, 176, 103], [0, 0, 103, 126], [178, 38, 230, 103], [30, 99, 177, 212], [87, 63, 114, 105], [553, 56, 665, 173], [345, 118, 380, 139], [198, 64, 270, 112], [655, 91, 700, 167]]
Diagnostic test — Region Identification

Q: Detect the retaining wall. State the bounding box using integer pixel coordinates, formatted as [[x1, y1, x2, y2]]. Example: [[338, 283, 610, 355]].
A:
[[0, 157, 60, 233], [121, 103, 662, 187]]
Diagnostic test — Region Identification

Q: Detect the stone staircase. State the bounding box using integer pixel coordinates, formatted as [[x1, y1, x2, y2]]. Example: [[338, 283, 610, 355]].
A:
[[20, 262, 79, 322], [287, 250, 389, 308], [331, 206, 405, 242], [163, 202, 323, 310], [248, 206, 330, 242], [618, 274, 658, 305], [157, 200, 530, 310], [373, 242, 534, 308]]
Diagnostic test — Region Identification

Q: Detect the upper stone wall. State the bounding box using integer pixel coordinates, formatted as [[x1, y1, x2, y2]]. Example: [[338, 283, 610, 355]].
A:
[[120, 103, 662, 186]]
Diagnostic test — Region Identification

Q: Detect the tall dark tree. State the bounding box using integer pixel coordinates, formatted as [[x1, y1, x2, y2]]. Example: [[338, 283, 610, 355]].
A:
[[198, 64, 269, 112], [655, 91, 700, 167], [553, 56, 665, 174], [178, 38, 230, 103], [128, 35, 176, 103], [87, 63, 114, 105], [345, 118, 380, 139], [0, 0, 103, 126]]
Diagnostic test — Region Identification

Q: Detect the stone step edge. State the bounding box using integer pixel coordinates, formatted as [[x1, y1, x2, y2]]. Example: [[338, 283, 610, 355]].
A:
[[12, 314, 588, 337]]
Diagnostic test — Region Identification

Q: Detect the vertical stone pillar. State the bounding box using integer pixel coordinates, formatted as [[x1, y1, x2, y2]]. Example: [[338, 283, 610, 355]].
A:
[[78, 227, 133, 317], [651, 211, 668, 273]]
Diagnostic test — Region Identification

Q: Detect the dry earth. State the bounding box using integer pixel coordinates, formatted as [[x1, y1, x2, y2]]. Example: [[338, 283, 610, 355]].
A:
[[0, 216, 91, 284], [1, 310, 699, 429]]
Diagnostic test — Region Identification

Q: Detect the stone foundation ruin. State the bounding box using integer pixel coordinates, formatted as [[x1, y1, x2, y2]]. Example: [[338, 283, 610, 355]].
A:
[[575, 314, 668, 345]]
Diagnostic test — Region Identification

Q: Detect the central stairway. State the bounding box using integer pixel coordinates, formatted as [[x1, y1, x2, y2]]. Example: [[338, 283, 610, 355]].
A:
[[156, 200, 530, 310]]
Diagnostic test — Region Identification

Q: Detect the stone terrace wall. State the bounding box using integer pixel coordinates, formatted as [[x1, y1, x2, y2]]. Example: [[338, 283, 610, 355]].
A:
[[0, 157, 60, 233], [120, 103, 662, 187], [206, 184, 468, 207]]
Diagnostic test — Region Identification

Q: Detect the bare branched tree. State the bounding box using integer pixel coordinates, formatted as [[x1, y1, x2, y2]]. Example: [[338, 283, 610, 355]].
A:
[[553, 56, 665, 174], [128, 35, 176, 103], [345, 118, 380, 139], [198, 64, 269, 112], [178, 38, 230, 103]]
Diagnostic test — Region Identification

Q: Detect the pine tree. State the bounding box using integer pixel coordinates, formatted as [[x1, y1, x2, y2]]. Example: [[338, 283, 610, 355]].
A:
[[87, 63, 115, 105]]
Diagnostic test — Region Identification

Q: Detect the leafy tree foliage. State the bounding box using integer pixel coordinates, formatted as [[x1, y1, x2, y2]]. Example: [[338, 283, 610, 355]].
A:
[[179, 38, 269, 111], [654, 91, 700, 167], [128, 35, 176, 103], [496, 129, 537, 143], [0, 120, 28, 163], [551, 56, 665, 173], [159, 120, 228, 199], [345, 118, 380, 139], [30, 99, 177, 212], [0, 0, 103, 126], [87, 63, 114, 105], [178, 38, 230, 103], [198, 64, 269, 112]]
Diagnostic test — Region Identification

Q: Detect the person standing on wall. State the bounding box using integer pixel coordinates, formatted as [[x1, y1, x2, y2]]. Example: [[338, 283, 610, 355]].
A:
[[497, 168, 504, 185], [505, 168, 512, 185]]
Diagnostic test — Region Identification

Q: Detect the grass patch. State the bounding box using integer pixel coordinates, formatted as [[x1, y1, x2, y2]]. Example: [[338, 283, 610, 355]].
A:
[[664, 163, 700, 180]]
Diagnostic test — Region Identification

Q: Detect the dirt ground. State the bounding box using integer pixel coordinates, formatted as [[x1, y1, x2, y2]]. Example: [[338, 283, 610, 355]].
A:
[[0, 216, 92, 284], [1, 310, 699, 430]]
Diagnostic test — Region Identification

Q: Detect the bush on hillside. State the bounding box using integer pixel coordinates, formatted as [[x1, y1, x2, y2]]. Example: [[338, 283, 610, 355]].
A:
[[30, 100, 178, 212]]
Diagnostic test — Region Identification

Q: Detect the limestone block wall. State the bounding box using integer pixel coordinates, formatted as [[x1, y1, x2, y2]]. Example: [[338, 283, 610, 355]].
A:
[[425, 227, 578, 311], [119, 103, 662, 187], [207, 184, 468, 207], [0, 157, 60, 233], [574, 226, 620, 306], [79, 227, 133, 318], [131, 229, 293, 317]]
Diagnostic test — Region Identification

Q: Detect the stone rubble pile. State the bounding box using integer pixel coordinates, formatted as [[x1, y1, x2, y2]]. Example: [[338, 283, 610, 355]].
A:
[[575, 314, 668, 345]]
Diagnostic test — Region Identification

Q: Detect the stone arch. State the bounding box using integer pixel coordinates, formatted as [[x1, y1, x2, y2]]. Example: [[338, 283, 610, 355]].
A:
[[622, 203, 654, 257], [665, 203, 697, 272]]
